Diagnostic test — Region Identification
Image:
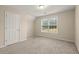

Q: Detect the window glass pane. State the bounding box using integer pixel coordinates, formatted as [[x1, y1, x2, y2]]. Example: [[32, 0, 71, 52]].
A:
[[49, 18, 56, 26], [41, 16, 58, 33], [48, 18, 57, 32], [42, 20, 48, 26], [42, 20, 49, 32]]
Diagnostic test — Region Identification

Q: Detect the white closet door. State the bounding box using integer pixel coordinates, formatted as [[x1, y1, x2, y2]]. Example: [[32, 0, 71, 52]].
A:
[[5, 12, 20, 46]]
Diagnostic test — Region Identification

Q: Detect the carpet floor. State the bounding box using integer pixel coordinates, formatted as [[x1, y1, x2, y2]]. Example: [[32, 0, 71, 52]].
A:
[[0, 37, 78, 54]]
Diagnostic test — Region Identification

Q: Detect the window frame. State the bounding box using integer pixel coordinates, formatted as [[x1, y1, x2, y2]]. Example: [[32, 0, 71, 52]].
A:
[[41, 16, 58, 33]]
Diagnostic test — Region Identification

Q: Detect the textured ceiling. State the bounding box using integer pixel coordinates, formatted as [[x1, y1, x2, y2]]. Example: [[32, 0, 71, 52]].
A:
[[2, 5, 75, 17]]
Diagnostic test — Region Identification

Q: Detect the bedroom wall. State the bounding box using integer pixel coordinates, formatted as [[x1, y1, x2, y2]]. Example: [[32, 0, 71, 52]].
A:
[[0, 8, 5, 48], [34, 10, 75, 42], [20, 15, 35, 41], [0, 6, 35, 48], [75, 6, 79, 51]]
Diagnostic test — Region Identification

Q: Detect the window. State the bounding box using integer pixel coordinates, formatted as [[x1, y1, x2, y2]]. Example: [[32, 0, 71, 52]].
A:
[[41, 16, 58, 33]]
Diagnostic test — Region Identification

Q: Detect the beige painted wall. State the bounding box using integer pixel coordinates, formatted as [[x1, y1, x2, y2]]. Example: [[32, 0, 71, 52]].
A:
[[20, 15, 35, 41], [0, 8, 5, 48], [35, 10, 75, 42], [75, 6, 79, 51], [25, 15, 35, 38], [0, 6, 35, 47]]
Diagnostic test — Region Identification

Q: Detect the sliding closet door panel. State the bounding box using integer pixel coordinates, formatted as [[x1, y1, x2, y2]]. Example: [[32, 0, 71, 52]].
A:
[[5, 12, 20, 46], [5, 12, 12, 45], [14, 15, 20, 43]]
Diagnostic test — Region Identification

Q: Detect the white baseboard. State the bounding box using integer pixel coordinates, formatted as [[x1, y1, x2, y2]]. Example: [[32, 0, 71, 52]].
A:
[[0, 44, 5, 48], [19, 39, 27, 42], [36, 35, 74, 43], [0, 39, 27, 48]]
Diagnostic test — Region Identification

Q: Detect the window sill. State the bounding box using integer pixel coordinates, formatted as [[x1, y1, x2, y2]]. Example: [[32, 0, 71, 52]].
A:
[[41, 31, 58, 34]]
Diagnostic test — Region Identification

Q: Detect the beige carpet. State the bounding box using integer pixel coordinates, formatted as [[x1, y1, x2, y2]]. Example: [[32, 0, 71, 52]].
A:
[[0, 37, 78, 54]]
